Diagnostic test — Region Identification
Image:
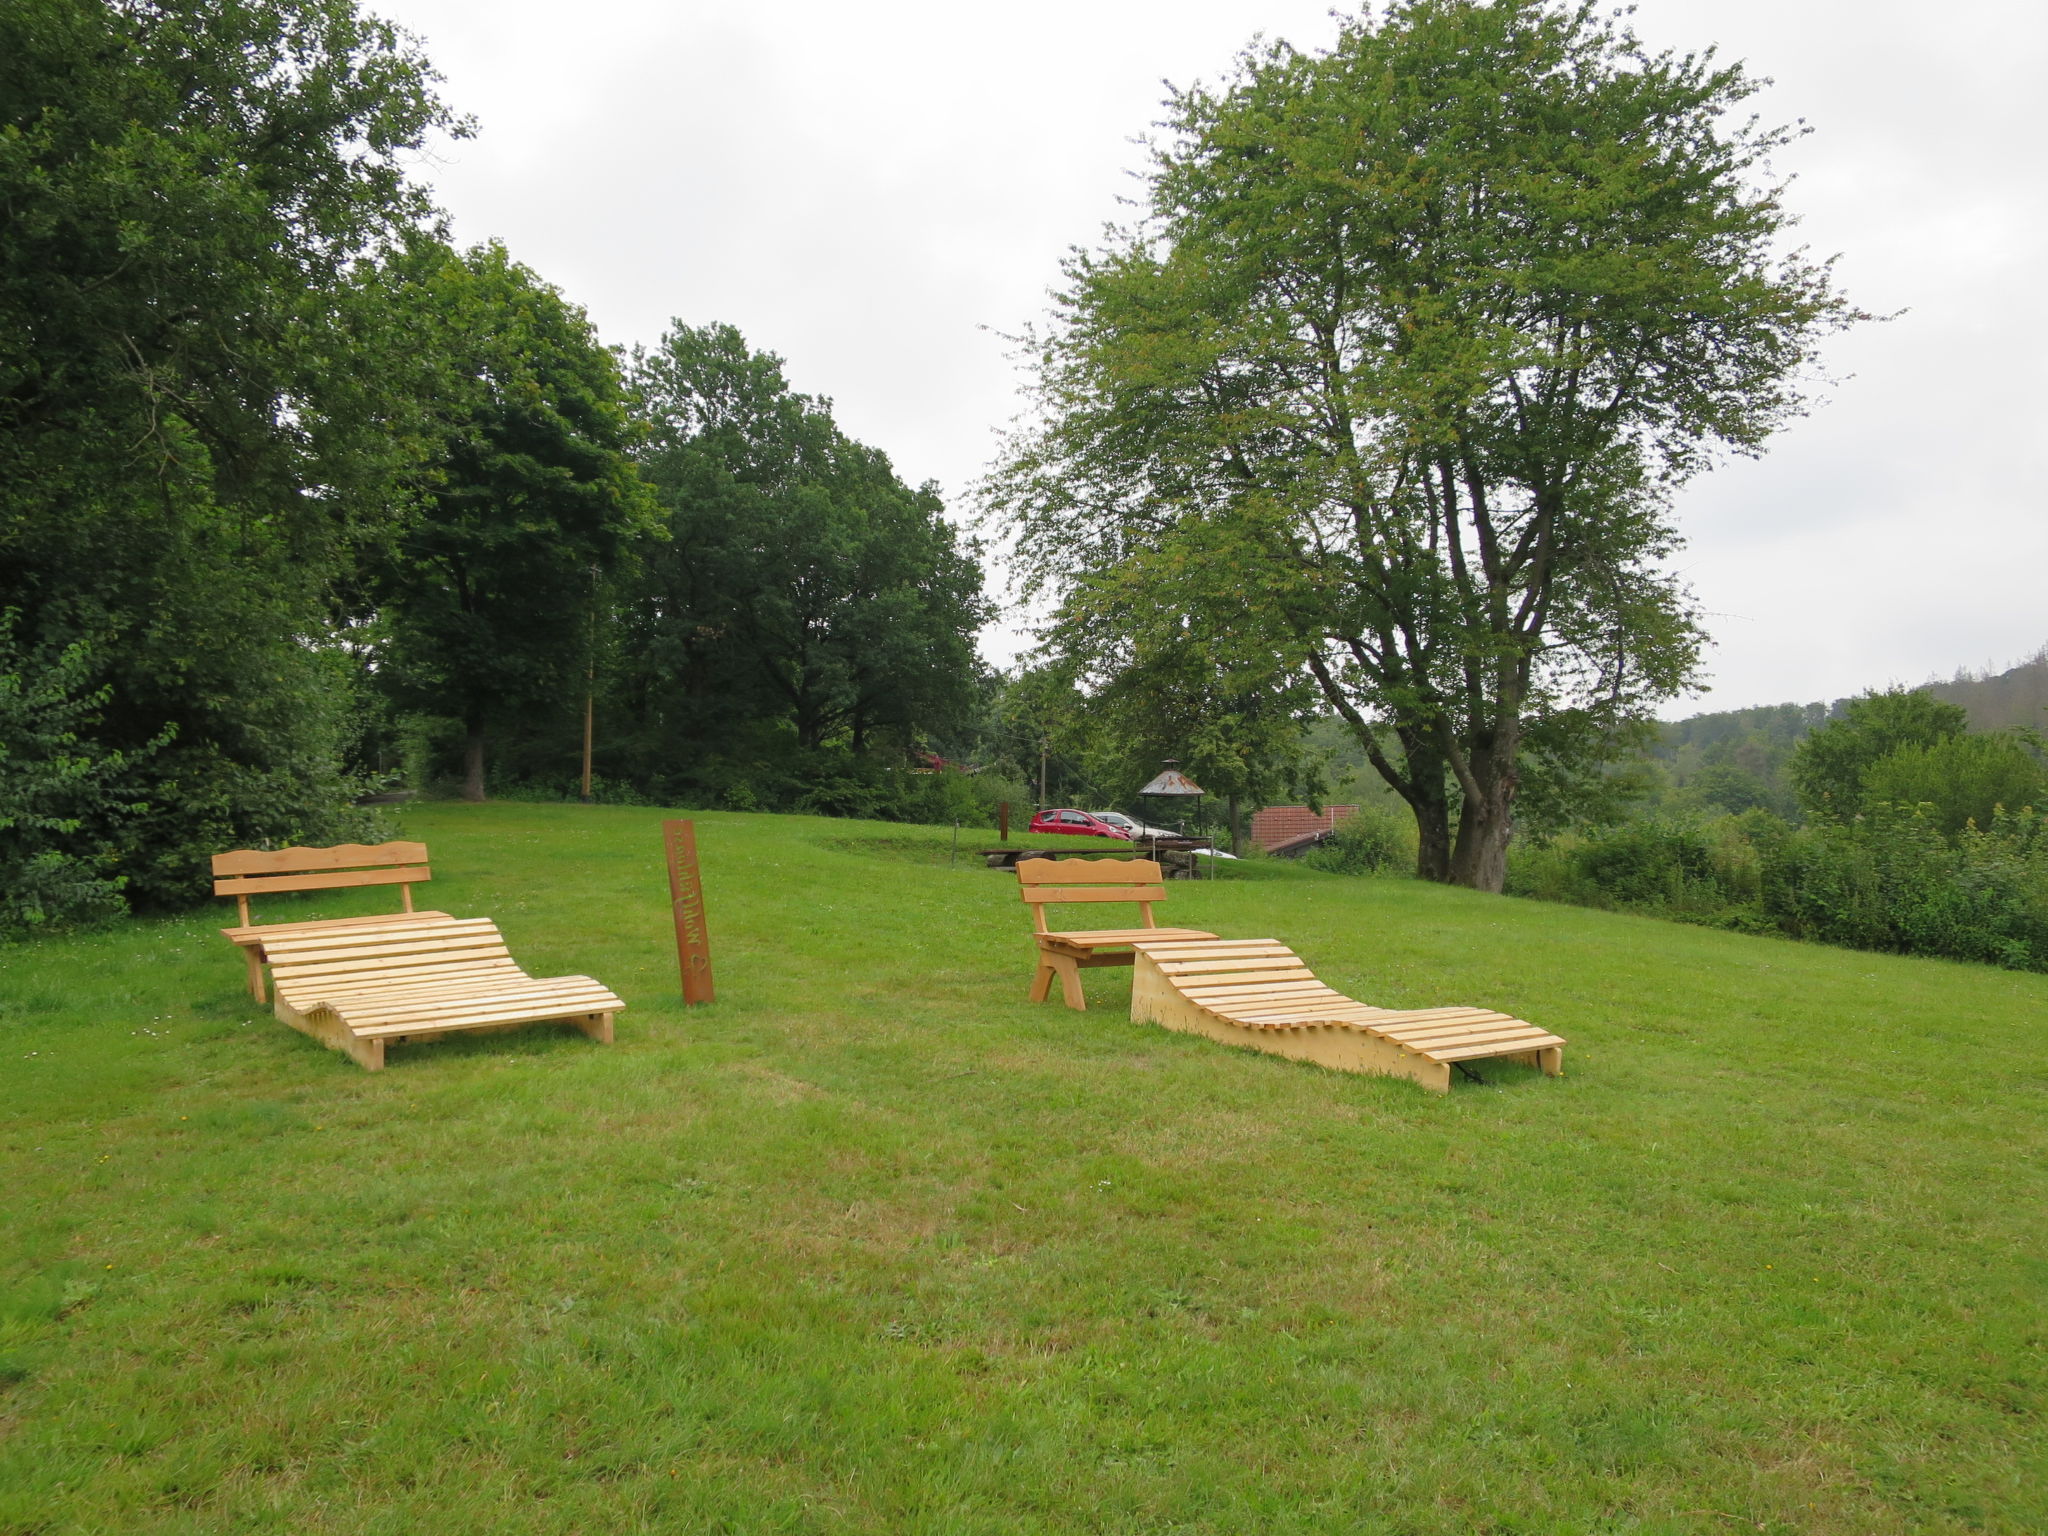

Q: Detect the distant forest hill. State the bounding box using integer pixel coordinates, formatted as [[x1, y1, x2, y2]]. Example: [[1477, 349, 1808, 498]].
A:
[[1646, 646, 2048, 816], [1314, 647, 2048, 823]]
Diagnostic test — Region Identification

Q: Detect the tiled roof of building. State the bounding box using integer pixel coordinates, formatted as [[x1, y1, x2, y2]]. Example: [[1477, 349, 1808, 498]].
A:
[[1248, 805, 1358, 852]]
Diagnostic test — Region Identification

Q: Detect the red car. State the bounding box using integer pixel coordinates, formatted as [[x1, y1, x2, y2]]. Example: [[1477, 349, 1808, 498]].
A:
[[1027, 807, 1133, 841]]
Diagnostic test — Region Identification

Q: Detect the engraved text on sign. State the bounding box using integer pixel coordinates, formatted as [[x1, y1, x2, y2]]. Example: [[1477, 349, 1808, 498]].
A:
[[663, 819, 714, 1005]]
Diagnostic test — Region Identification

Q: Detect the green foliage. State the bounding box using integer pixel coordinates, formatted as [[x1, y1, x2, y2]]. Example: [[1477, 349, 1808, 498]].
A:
[[372, 242, 655, 799], [1507, 816, 1760, 919], [1299, 804, 1414, 876], [0, 0, 461, 907], [1859, 730, 2046, 836], [1763, 803, 2048, 971], [1789, 687, 1969, 820], [990, 0, 1860, 890], [614, 324, 989, 789], [0, 620, 163, 933]]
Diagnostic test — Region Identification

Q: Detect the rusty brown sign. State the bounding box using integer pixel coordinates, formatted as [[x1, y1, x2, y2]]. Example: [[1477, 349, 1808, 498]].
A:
[[663, 819, 714, 1005]]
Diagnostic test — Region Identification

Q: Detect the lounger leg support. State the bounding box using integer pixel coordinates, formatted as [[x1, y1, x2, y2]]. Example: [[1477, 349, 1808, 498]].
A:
[[244, 945, 266, 1004], [575, 1012, 614, 1044]]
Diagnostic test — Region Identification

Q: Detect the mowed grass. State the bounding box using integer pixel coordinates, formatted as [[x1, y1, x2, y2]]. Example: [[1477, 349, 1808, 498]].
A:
[[2, 803, 2044, 1535]]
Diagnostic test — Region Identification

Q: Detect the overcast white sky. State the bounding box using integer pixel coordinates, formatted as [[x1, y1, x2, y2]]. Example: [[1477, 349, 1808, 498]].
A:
[[372, 0, 2046, 716]]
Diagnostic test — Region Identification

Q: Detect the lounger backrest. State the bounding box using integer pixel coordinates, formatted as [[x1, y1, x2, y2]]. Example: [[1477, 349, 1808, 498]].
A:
[[212, 842, 431, 926], [265, 917, 522, 1003], [1016, 856, 1168, 932]]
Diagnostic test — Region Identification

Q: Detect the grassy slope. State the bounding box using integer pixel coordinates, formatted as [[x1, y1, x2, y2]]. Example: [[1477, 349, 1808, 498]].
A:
[[2, 802, 2043, 1535]]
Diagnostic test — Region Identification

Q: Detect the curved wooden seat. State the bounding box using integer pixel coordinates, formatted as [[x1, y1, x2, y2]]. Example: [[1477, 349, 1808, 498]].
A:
[[1129, 937, 1563, 1093], [263, 917, 623, 1071]]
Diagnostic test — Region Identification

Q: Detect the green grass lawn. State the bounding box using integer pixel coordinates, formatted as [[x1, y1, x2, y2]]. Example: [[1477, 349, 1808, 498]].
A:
[[4, 802, 2044, 1534]]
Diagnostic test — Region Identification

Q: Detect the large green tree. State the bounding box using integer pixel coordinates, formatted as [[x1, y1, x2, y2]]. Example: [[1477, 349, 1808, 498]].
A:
[[618, 324, 988, 778], [989, 0, 1862, 890], [1788, 688, 1969, 820], [0, 0, 459, 903], [372, 242, 653, 800]]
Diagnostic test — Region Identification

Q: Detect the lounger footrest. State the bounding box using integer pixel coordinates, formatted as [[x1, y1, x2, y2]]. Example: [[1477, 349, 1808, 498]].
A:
[[1129, 938, 1563, 1093]]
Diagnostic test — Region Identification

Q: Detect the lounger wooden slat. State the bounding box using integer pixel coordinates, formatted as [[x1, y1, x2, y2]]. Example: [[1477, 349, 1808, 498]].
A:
[[264, 918, 623, 1071], [1129, 938, 1565, 1093], [1017, 857, 1216, 1011]]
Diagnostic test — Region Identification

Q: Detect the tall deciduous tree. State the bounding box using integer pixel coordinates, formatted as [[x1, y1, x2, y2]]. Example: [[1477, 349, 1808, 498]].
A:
[[989, 0, 1863, 890], [619, 323, 987, 773], [373, 242, 653, 800], [0, 0, 460, 903]]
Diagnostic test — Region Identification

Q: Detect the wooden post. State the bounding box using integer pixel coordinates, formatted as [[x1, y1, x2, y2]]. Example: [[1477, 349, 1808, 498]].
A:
[[998, 802, 1010, 843], [580, 688, 594, 803], [663, 819, 714, 1005]]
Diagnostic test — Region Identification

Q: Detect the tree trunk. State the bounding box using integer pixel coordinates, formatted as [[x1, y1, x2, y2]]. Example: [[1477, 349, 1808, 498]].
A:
[[1412, 793, 1453, 883], [1227, 794, 1241, 856], [462, 719, 487, 803], [1449, 767, 1517, 893]]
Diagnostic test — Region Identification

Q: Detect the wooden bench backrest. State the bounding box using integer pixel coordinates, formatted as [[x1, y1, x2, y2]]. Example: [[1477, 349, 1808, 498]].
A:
[[212, 842, 431, 926], [1016, 857, 1168, 932]]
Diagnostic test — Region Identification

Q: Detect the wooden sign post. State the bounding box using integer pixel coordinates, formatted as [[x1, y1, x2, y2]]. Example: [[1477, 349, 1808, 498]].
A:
[[663, 819, 714, 1005]]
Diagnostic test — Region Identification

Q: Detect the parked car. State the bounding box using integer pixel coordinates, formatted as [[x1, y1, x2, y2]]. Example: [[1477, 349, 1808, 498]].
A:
[[1091, 810, 1180, 840], [1090, 810, 1240, 857], [1027, 808, 1134, 841]]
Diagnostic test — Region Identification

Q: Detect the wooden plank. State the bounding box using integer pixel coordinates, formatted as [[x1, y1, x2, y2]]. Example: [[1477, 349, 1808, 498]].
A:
[[212, 842, 428, 877], [1138, 945, 1295, 963], [271, 941, 515, 976], [1156, 954, 1309, 976], [1017, 858, 1162, 885], [1427, 1035, 1569, 1063], [343, 989, 624, 1032], [1020, 886, 1167, 905], [222, 911, 454, 944], [1379, 1024, 1550, 1054], [1176, 968, 1319, 991], [1042, 927, 1215, 945], [264, 919, 506, 956], [664, 819, 715, 1006], [214, 865, 431, 897]]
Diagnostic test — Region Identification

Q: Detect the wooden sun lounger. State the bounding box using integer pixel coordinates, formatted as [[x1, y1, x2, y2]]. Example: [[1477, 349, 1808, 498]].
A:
[[1129, 937, 1564, 1092], [261, 916, 624, 1071], [1018, 855, 1216, 1010], [214, 842, 449, 1003]]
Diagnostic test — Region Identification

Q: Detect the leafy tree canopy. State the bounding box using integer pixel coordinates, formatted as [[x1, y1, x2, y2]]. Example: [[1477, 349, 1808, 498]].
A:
[[0, 0, 462, 904], [372, 241, 656, 800], [988, 0, 1863, 889], [1860, 730, 2046, 837], [618, 323, 989, 776], [1788, 687, 1969, 820]]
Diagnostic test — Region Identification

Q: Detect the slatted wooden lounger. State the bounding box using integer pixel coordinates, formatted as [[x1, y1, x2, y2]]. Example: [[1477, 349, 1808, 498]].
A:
[[261, 916, 624, 1071], [214, 842, 452, 1003], [1018, 855, 1217, 1011], [1129, 937, 1564, 1093]]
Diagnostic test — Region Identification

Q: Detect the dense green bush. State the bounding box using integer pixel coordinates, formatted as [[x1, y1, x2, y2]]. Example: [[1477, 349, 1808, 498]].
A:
[[1507, 799, 2048, 972], [0, 624, 160, 934], [1763, 803, 2047, 970], [1299, 804, 1413, 875], [1506, 816, 1758, 916]]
